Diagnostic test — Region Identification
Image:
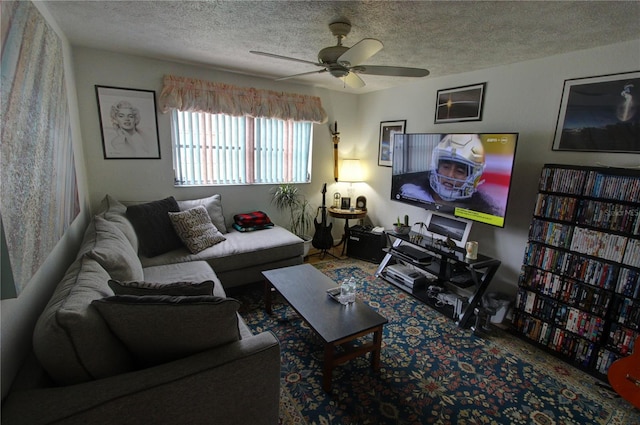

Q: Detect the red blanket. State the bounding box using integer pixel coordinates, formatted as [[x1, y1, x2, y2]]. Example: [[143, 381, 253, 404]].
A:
[[233, 211, 272, 227]]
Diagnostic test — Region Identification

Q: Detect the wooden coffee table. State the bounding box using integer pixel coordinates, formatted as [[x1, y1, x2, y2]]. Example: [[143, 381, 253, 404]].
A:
[[263, 264, 387, 392]]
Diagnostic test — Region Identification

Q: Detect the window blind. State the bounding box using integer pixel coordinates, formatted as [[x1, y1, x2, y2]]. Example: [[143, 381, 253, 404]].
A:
[[172, 110, 312, 186]]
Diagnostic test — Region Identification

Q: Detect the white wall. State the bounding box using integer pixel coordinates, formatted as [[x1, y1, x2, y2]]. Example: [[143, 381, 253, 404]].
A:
[[73, 40, 640, 296], [72, 48, 359, 235], [357, 39, 640, 294], [1, 2, 91, 398]]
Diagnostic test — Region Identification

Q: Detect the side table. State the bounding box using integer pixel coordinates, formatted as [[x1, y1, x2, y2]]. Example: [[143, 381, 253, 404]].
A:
[[327, 207, 367, 256]]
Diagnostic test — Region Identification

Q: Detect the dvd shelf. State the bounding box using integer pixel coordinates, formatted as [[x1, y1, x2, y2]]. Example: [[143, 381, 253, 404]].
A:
[[512, 164, 640, 379]]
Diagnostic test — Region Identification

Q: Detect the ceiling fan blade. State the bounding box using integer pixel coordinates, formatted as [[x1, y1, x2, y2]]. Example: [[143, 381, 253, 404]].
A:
[[250, 50, 324, 67], [341, 72, 366, 88], [352, 65, 430, 77], [275, 69, 327, 81], [337, 38, 383, 67]]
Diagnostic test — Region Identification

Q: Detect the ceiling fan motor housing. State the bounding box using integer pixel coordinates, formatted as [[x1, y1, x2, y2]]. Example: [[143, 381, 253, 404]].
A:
[[318, 45, 349, 64]]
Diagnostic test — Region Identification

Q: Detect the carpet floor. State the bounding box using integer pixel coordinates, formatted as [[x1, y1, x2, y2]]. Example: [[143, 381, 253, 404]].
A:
[[234, 258, 639, 425]]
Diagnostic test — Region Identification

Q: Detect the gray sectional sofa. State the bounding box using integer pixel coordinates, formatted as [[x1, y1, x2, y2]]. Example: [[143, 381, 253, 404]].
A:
[[2, 194, 304, 425]]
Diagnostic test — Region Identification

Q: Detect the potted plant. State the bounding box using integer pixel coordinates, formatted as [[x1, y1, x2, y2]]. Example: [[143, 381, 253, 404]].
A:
[[271, 184, 315, 256], [392, 215, 411, 235]]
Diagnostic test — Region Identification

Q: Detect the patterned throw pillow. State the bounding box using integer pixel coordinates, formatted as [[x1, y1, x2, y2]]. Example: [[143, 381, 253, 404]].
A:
[[108, 279, 215, 296], [168, 206, 226, 253]]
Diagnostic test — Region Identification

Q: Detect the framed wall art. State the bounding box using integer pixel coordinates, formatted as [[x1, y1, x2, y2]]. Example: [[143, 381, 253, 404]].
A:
[[378, 120, 406, 167], [435, 83, 486, 124], [96, 85, 161, 159], [552, 71, 640, 152]]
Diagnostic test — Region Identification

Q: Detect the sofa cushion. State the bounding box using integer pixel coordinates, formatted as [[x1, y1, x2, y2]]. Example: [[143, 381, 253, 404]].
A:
[[92, 295, 241, 366], [32, 256, 134, 385], [142, 261, 227, 298], [177, 194, 227, 233], [85, 216, 144, 281], [168, 206, 226, 254], [108, 279, 215, 296], [97, 194, 139, 252], [126, 197, 183, 257], [140, 226, 303, 275]]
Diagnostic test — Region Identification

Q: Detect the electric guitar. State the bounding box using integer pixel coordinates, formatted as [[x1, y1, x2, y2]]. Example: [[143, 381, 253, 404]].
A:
[[607, 336, 640, 409], [312, 183, 333, 250]]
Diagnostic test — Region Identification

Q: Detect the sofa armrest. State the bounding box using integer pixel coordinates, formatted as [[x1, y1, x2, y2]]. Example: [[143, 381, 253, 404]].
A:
[[2, 332, 280, 425]]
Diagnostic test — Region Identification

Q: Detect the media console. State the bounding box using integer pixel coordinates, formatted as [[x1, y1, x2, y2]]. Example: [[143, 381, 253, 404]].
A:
[[375, 231, 501, 328]]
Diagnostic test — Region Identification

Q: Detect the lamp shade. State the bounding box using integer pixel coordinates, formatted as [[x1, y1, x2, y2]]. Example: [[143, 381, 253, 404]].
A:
[[339, 159, 363, 182]]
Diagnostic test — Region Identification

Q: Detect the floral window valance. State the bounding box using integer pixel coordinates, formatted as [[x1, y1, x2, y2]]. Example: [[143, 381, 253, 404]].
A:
[[159, 74, 327, 123]]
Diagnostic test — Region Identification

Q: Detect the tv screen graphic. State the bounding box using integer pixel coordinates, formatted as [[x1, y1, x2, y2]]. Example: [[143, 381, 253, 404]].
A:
[[390, 133, 518, 227], [427, 212, 468, 242]]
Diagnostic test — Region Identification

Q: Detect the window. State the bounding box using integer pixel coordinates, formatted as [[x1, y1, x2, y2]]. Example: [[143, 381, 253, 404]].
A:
[[171, 110, 313, 186]]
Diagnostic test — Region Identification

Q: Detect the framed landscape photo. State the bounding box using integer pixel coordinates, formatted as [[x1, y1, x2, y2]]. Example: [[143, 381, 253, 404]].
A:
[[435, 83, 486, 124], [96, 85, 161, 159], [552, 71, 640, 152], [378, 120, 406, 167]]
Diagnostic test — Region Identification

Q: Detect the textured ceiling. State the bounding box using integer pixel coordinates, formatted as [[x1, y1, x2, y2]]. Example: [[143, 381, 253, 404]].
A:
[[43, 1, 640, 93]]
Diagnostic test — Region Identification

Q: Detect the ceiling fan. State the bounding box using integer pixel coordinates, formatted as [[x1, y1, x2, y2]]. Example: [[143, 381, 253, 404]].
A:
[[250, 18, 430, 88]]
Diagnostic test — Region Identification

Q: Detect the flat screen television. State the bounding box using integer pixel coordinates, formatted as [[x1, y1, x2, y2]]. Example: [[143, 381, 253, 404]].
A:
[[391, 133, 518, 227]]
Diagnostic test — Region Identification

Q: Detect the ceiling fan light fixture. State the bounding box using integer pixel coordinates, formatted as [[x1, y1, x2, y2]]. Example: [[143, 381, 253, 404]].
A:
[[329, 66, 349, 78]]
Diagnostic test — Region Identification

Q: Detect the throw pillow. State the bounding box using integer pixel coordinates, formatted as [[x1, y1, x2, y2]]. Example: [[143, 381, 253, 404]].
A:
[[108, 279, 215, 296], [177, 194, 227, 233], [168, 206, 226, 254], [126, 197, 184, 257], [92, 295, 241, 366], [85, 216, 144, 281], [97, 194, 139, 251]]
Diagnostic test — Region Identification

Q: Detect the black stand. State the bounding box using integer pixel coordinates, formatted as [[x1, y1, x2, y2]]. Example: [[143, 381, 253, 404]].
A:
[[307, 246, 340, 260], [376, 231, 501, 329]]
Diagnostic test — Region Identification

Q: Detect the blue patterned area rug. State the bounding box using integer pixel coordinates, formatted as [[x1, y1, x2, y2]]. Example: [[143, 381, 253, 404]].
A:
[[236, 259, 640, 425]]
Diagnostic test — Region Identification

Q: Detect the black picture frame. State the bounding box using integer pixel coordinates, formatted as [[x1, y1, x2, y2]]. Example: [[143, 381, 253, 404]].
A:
[[552, 71, 640, 152], [95, 85, 161, 159], [378, 120, 406, 167], [435, 83, 486, 124], [341, 197, 351, 209]]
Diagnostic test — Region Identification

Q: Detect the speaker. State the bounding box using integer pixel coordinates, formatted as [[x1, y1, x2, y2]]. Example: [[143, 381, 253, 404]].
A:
[[356, 196, 367, 210], [347, 225, 386, 263]]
